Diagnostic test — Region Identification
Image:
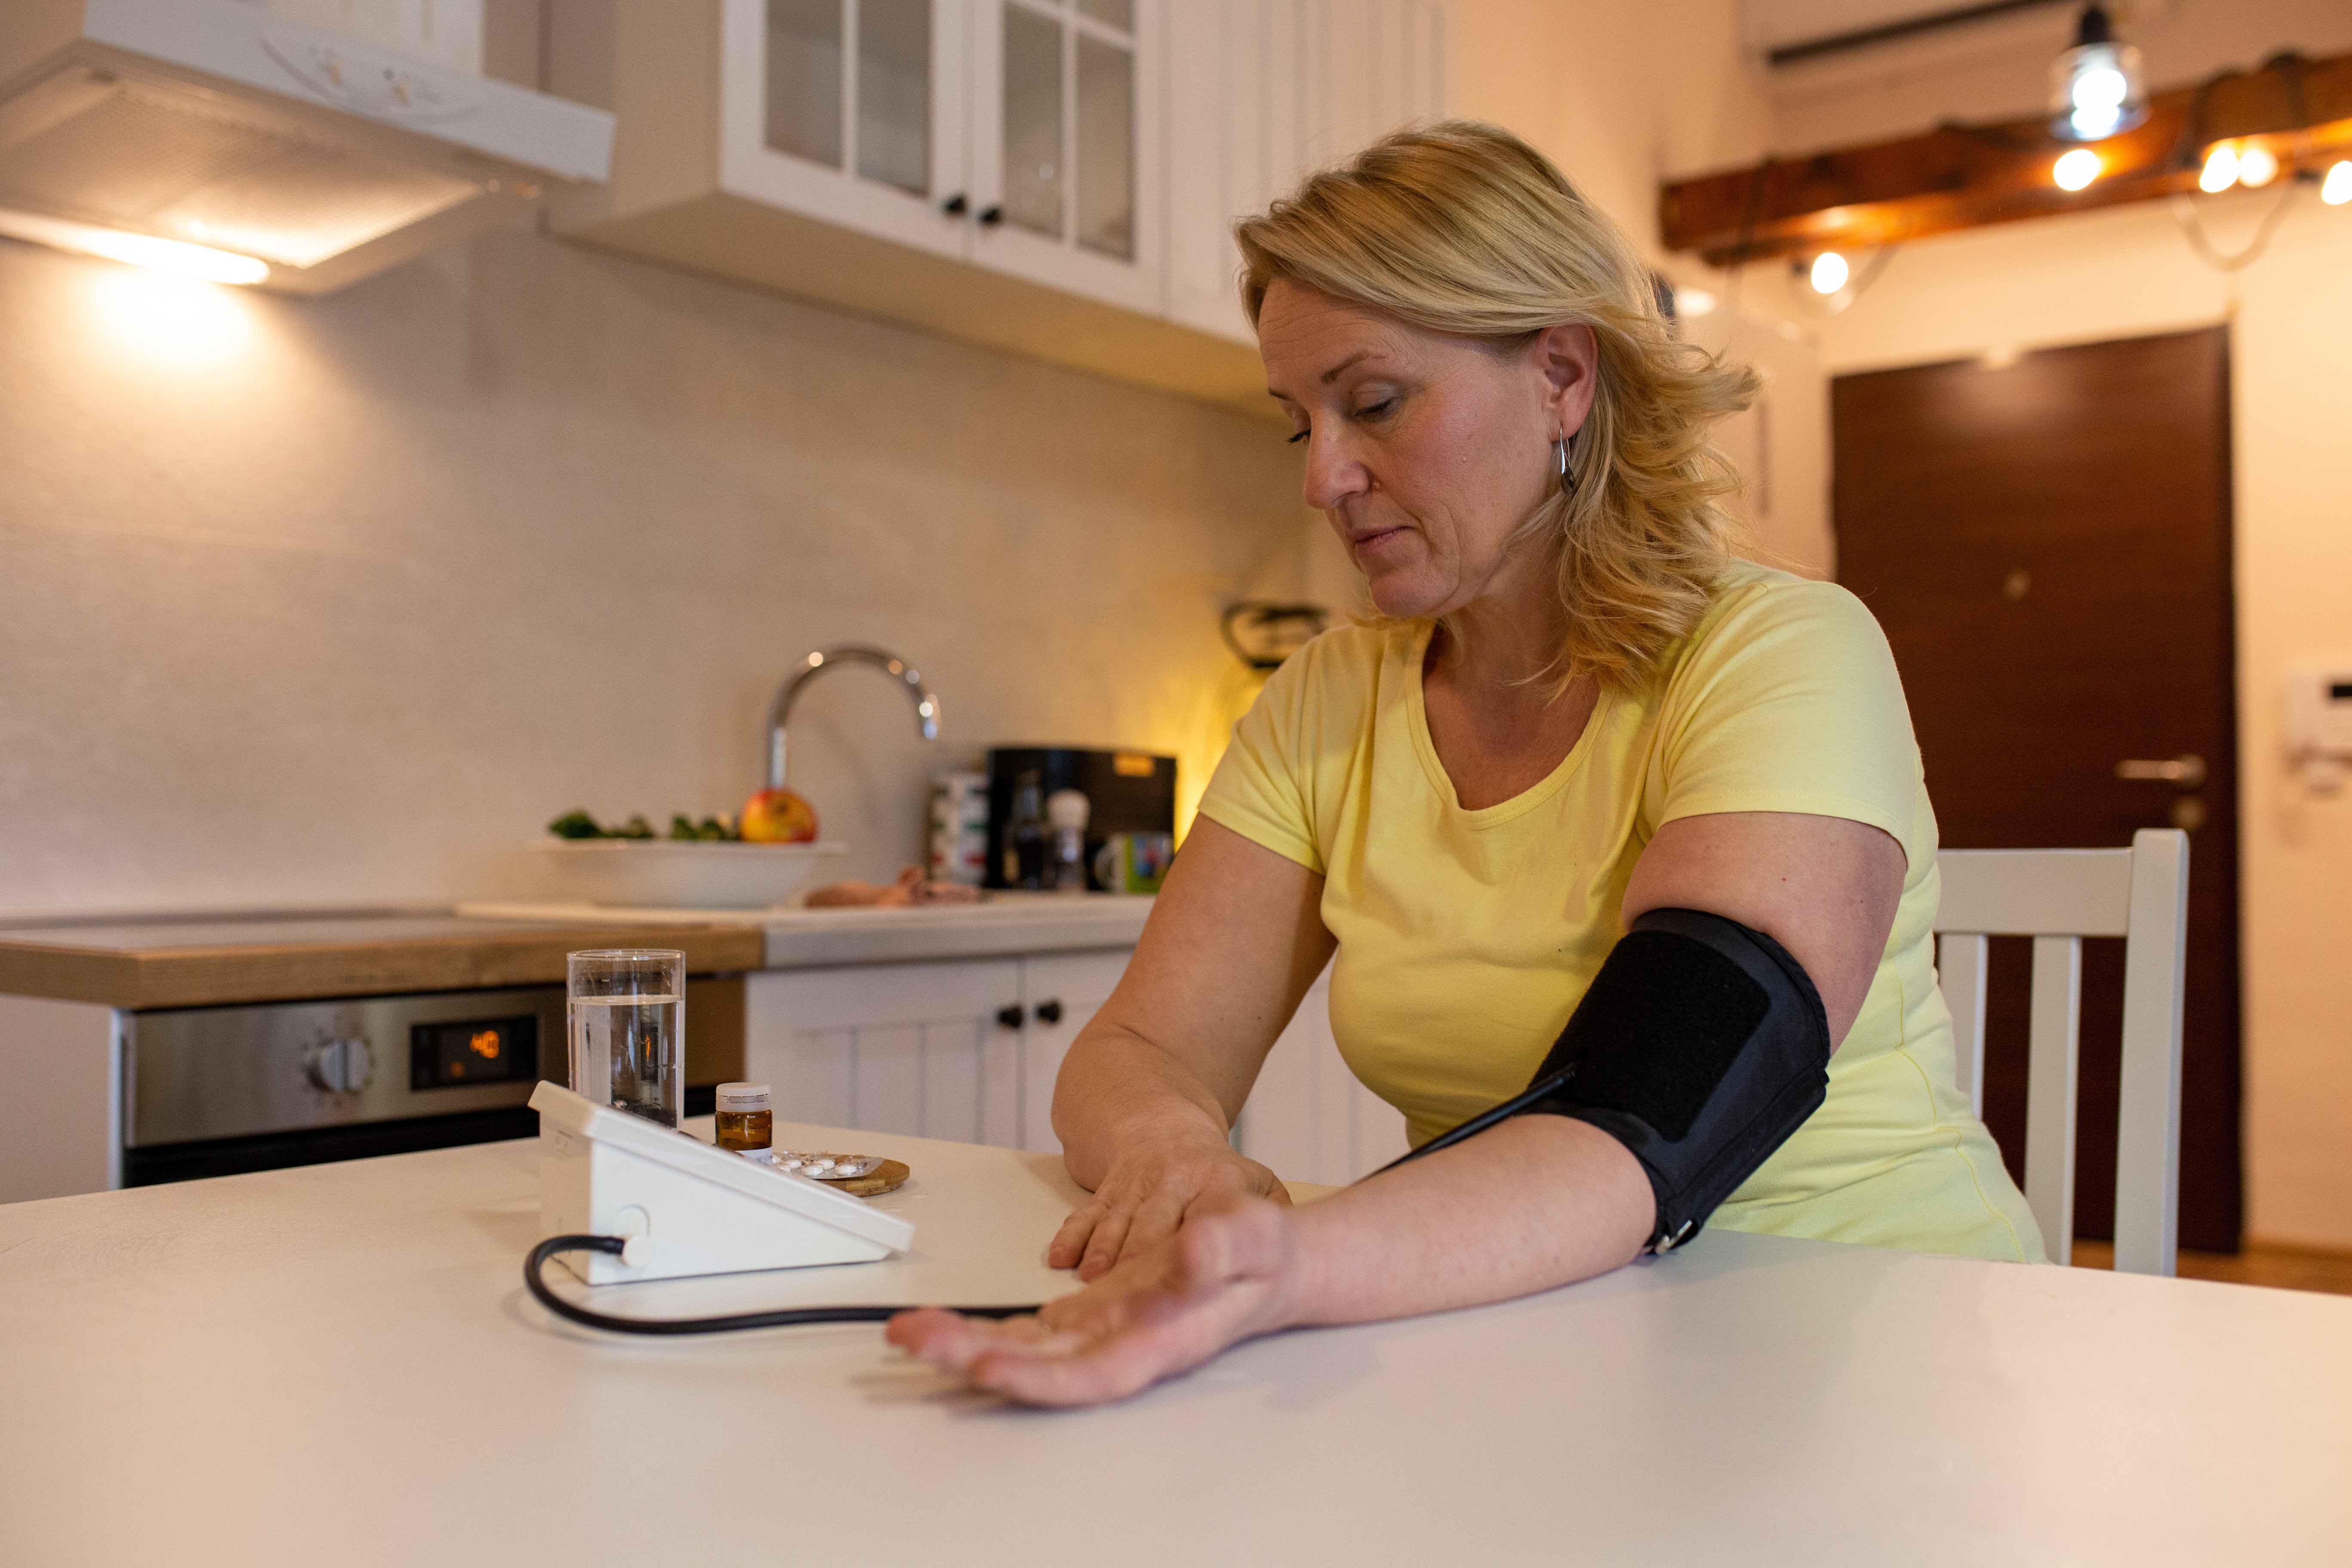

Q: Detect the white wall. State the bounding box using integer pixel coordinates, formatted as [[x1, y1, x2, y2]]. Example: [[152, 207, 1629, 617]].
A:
[[0, 230, 1312, 910], [1750, 190, 2352, 1250]]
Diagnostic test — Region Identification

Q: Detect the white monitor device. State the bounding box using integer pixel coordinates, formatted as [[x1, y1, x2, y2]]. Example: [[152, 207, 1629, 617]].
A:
[[2286, 659, 2352, 794], [530, 1081, 914, 1286]]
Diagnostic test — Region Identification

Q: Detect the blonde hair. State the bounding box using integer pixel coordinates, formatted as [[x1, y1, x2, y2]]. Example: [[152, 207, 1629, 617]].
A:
[[1236, 120, 1758, 692]]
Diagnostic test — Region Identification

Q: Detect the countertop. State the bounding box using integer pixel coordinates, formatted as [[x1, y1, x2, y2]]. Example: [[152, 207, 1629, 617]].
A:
[[0, 912, 764, 1009], [3, 1130, 2346, 1566], [460, 892, 1155, 968], [0, 897, 1151, 1009]]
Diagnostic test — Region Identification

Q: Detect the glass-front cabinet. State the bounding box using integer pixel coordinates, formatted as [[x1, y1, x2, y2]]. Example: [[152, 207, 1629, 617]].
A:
[[718, 0, 1158, 307], [968, 0, 1161, 311], [721, 0, 971, 257]]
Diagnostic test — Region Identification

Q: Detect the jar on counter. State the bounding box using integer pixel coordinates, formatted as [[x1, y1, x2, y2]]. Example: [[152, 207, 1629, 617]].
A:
[[715, 1082, 773, 1156]]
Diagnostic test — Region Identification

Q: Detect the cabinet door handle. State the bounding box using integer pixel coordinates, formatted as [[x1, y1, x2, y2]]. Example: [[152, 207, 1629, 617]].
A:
[[995, 1004, 1023, 1029], [1034, 999, 1063, 1025], [977, 204, 1004, 227], [940, 192, 969, 217]]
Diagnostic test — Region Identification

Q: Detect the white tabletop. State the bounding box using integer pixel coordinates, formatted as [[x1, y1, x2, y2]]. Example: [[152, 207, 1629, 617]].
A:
[[2, 1126, 2345, 1567]]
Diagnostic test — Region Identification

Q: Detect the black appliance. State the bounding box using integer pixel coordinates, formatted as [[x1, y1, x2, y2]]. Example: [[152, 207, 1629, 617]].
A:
[[983, 746, 1176, 890]]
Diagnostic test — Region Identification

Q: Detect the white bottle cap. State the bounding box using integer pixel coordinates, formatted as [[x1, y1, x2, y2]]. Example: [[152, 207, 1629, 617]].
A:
[[1047, 789, 1091, 831], [715, 1082, 771, 1111]]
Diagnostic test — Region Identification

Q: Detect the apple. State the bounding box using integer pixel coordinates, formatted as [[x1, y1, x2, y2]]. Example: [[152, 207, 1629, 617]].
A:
[[741, 787, 818, 843]]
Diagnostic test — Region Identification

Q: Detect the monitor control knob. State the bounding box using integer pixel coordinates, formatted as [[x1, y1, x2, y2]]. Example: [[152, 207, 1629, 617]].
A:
[[306, 1036, 374, 1094]]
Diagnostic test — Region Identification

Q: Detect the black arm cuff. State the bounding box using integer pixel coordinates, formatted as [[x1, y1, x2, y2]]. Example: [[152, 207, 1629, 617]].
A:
[[1513, 907, 1833, 1251]]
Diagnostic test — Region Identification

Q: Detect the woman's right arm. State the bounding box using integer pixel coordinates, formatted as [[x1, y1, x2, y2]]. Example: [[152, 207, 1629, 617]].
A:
[[1047, 815, 1335, 1280]]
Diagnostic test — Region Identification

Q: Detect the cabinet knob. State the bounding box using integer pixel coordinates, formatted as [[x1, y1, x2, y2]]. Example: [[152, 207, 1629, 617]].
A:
[[1034, 999, 1064, 1025], [995, 1004, 1023, 1029], [977, 204, 1004, 227], [940, 192, 968, 217]]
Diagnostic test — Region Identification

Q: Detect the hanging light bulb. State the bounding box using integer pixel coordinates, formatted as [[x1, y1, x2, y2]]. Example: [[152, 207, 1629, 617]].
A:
[[2049, 4, 2148, 142], [2199, 143, 2241, 193], [2235, 144, 2280, 188], [2052, 149, 2102, 192], [1809, 251, 1850, 294], [2324, 162, 2352, 206]]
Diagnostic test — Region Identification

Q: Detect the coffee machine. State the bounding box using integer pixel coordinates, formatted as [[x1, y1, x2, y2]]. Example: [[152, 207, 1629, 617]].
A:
[[983, 747, 1176, 891]]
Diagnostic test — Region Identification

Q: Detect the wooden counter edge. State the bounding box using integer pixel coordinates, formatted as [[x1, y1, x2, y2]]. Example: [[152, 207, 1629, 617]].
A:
[[0, 926, 767, 1010]]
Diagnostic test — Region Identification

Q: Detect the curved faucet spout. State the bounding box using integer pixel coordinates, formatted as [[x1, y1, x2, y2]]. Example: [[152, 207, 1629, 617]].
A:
[[766, 644, 940, 791]]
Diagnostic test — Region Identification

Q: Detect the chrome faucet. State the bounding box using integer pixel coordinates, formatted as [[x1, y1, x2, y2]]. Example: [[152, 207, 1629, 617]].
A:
[[766, 644, 940, 790]]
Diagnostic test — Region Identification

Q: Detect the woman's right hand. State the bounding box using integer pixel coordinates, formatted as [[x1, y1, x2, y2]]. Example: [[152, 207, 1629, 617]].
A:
[[1048, 1124, 1292, 1281]]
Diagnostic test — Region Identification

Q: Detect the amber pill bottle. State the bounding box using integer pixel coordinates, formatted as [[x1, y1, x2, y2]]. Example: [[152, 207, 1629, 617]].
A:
[[714, 1082, 773, 1154]]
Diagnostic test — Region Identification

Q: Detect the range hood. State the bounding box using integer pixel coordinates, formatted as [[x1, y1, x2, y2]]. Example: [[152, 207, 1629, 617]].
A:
[[0, 0, 613, 292]]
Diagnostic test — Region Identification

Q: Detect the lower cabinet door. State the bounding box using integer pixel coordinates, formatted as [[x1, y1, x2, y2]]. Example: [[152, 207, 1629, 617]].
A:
[[744, 959, 1026, 1147], [1236, 965, 1410, 1188], [1017, 949, 1135, 1155]]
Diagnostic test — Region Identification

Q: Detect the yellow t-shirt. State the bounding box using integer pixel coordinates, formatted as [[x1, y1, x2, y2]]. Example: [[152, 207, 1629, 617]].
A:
[[1198, 560, 2043, 1263]]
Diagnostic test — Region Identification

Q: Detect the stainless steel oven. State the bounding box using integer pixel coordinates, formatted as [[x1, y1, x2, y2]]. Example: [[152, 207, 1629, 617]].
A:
[[122, 977, 744, 1185]]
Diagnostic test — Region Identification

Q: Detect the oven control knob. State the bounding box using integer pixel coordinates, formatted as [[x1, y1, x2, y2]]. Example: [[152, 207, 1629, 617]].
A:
[[306, 1036, 374, 1095]]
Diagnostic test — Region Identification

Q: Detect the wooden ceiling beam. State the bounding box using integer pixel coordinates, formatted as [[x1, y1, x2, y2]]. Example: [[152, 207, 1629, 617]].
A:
[[1661, 51, 2352, 266]]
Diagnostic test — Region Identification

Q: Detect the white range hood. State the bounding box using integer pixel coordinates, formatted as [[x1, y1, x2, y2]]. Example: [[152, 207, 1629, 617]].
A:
[[0, 0, 613, 292]]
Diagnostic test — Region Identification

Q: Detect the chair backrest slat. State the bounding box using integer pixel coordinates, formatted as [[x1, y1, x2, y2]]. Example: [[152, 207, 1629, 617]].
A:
[[2024, 934, 2084, 1265], [1937, 932, 1991, 1119], [1932, 830, 2188, 1277], [2113, 831, 2190, 1278]]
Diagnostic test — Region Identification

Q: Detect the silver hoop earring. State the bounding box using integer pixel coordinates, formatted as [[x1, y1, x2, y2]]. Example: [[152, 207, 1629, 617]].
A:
[[1556, 432, 1579, 497]]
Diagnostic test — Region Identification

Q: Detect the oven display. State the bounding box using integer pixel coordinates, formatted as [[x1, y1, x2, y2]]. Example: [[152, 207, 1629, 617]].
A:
[[410, 1016, 539, 1090]]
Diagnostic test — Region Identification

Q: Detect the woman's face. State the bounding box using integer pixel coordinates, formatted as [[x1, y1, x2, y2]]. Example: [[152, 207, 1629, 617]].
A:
[[1259, 278, 1597, 621]]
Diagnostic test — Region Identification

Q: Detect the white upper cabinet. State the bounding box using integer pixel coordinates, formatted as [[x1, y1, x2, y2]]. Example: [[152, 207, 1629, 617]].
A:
[[548, 0, 1448, 418], [1167, 0, 1453, 346]]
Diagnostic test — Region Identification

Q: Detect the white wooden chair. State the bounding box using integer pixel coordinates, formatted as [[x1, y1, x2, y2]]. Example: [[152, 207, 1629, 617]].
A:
[[1933, 829, 2190, 1275]]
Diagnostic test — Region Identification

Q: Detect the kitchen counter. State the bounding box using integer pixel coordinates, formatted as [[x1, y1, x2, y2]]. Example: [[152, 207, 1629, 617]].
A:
[[0, 912, 766, 1009], [0, 897, 1151, 1009], [3, 1131, 2346, 1565], [460, 893, 1156, 967]]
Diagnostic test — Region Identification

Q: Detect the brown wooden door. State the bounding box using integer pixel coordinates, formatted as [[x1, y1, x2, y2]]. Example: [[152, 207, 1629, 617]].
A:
[[1833, 327, 2241, 1253]]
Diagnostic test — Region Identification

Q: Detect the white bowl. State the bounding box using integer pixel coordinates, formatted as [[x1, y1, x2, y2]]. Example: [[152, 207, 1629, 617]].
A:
[[531, 840, 849, 909]]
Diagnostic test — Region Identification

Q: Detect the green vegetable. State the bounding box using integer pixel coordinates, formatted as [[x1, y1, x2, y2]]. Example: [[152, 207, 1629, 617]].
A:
[[552, 809, 741, 841]]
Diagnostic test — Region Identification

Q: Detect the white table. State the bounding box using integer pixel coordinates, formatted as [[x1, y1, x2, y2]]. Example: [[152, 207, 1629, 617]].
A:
[[2, 1126, 2345, 1567]]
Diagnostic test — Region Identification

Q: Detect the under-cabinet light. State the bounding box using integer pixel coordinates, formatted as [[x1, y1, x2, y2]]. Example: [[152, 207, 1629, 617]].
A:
[[2236, 145, 2280, 189], [0, 208, 269, 285], [1808, 251, 1849, 294], [2325, 162, 2352, 206]]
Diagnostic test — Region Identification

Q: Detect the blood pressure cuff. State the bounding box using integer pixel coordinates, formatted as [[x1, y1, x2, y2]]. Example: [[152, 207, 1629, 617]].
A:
[[1513, 907, 1831, 1253]]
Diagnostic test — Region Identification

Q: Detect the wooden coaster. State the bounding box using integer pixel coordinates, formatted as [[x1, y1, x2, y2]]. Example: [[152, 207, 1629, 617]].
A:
[[834, 1158, 910, 1198]]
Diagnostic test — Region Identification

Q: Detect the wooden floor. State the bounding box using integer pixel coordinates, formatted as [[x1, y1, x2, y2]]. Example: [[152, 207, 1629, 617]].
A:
[[2070, 1239, 2352, 1295]]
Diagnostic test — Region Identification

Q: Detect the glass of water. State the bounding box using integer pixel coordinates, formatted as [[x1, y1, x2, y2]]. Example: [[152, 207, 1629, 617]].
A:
[[567, 949, 686, 1129]]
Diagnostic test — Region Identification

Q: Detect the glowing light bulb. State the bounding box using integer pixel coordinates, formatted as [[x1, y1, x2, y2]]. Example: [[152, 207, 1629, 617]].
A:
[[2199, 144, 2240, 194], [2070, 104, 2122, 140], [1809, 251, 1850, 294], [2071, 64, 2128, 114], [1674, 287, 1718, 318], [2053, 149, 2102, 192], [2235, 144, 2279, 188], [0, 208, 267, 284], [2324, 161, 2352, 206]]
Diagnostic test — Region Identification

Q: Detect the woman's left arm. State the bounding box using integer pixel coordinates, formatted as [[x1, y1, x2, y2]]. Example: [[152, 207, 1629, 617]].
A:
[[1623, 809, 1906, 1049], [889, 811, 1905, 1405]]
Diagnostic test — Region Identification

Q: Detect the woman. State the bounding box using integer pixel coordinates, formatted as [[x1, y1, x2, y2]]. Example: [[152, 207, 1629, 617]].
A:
[[890, 121, 2040, 1406]]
